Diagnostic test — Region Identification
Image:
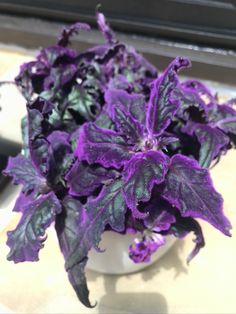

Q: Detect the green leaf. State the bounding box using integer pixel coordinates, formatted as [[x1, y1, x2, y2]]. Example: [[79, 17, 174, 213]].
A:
[[67, 86, 98, 121]]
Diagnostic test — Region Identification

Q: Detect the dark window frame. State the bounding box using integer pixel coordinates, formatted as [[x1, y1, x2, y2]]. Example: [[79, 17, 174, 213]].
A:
[[0, 0, 236, 49]]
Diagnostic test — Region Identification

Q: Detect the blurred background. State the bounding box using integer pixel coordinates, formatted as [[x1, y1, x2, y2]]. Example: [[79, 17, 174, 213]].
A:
[[0, 1, 236, 313]]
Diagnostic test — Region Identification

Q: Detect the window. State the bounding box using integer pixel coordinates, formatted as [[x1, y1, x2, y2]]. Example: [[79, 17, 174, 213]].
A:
[[0, 0, 236, 48]]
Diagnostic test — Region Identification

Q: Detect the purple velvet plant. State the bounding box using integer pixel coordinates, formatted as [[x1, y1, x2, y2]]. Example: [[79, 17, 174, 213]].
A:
[[3, 11, 236, 308]]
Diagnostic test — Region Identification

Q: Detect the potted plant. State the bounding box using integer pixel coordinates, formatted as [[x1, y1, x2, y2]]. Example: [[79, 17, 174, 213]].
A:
[[3, 11, 235, 308]]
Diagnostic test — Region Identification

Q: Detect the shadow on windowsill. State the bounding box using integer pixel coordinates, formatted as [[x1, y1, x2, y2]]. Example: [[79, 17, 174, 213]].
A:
[[87, 239, 187, 313]]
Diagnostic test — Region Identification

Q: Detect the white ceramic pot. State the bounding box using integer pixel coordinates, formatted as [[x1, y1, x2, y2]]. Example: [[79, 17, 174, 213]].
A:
[[87, 231, 176, 274], [0, 183, 21, 232]]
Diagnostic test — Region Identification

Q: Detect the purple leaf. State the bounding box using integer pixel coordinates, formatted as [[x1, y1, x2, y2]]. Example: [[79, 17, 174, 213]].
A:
[[95, 108, 115, 130], [75, 122, 131, 169], [77, 42, 124, 69], [181, 79, 216, 105], [222, 98, 236, 107], [208, 106, 236, 147], [55, 197, 94, 308], [15, 45, 78, 102], [13, 191, 37, 213], [77, 44, 110, 62], [107, 75, 133, 92], [123, 151, 170, 219], [158, 134, 179, 151], [208, 104, 236, 123], [27, 108, 49, 175], [216, 116, 236, 135], [169, 215, 205, 263], [67, 258, 94, 308], [63, 179, 126, 267], [30, 137, 49, 175], [57, 22, 91, 47], [3, 154, 47, 194], [104, 88, 146, 124], [28, 109, 73, 183], [163, 154, 232, 236], [46, 131, 74, 185], [63, 180, 126, 270], [84, 179, 127, 234], [67, 258, 97, 308], [56, 180, 126, 307], [28, 97, 53, 114], [144, 197, 176, 232], [27, 108, 43, 140], [43, 64, 77, 92], [66, 160, 118, 197], [96, 11, 117, 44], [146, 57, 191, 136], [7, 192, 61, 263], [129, 47, 158, 78], [38, 46, 77, 67], [107, 106, 144, 142], [129, 233, 165, 263], [195, 125, 229, 168], [95, 43, 125, 65], [15, 61, 47, 100], [175, 87, 207, 121], [183, 122, 229, 168]]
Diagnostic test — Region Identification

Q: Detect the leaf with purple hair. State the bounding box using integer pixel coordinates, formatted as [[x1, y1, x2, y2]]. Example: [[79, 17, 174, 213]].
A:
[[43, 64, 77, 95], [57, 179, 126, 307], [3, 154, 47, 194], [169, 215, 205, 263], [175, 87, 207, 122], [55, 197, 94, 308], [63, 179, 126, 271], [107, 106, 144, 142], [75, 122, 131, 169], [181, 79, 216, 105], [216, 116, 236, 135], [96, 11, 117, 45], [66, 160, 118, 197], [144, 196, 176, 232], [122, 151, 169, 219], [183, 122, 229, 168], [208, 104, 236, 137], [57, 22, 91, 47], [7, 192, 61, 263], [38, 46, 77, 67], [104, 88, 146, 124], [163, 154, 232, 236], [12, 191, 38, 213], [46, 131, 74, 185], [146, 57, 191, 136]]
